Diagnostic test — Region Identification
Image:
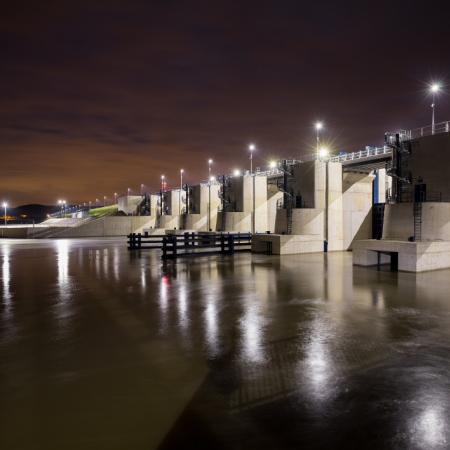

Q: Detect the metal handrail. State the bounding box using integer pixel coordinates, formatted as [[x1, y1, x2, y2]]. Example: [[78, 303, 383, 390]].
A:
[[402, 120, 450, 140]]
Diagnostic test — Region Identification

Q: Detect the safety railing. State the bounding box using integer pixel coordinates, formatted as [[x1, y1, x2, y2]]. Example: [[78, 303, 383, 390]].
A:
[[402, 121, 450, 140]]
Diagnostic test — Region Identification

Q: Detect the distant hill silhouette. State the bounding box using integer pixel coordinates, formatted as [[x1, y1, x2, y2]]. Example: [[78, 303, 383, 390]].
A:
[[4, 204, 73, 221]]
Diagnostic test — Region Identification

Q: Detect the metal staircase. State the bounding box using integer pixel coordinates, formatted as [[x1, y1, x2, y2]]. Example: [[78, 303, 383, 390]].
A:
[[218, 175, 230, 231], [385, 133, 413, 203]]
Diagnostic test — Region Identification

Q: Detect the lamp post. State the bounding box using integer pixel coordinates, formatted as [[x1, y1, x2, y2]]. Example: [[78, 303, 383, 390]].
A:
[[316, 123, 322, 158], [249, 144, 255, 174], [431, 84, 439, 135], [141, 184, 144, 195], [128, 188, 130, 196], [104, 196, 106, 207], [96, 199, 99, 207], [3, 203, 7, 226], [208, 160, 212, 182], [180, 170, 183, 215], [115, 193, 117, 205], [89, 201, 91, 210]]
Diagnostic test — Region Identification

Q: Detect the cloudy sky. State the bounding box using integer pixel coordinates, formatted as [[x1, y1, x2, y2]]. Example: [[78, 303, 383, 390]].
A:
[[1, 0, 449, 206]]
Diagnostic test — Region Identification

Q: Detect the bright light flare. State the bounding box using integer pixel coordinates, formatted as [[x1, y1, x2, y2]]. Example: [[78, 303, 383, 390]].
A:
[[319, 148, 328, 157], [210, 176, 216, 181], [209, 159, 212, 163], [270, 161, 276, 168], [316, 122, 322, 130], [249, 144, 255, 150], [2, 203, 7, 207], [234, 170, 240, 176], [431, 84, 440, 92]]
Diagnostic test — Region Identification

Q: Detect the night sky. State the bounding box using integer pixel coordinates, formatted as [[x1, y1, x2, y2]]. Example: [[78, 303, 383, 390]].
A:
[[1, 0, 449, 207]]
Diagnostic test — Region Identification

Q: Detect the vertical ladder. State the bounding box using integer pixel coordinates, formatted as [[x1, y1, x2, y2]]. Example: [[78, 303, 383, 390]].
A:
[[414, 202, 422, 242], [286, 199, 293, 235]]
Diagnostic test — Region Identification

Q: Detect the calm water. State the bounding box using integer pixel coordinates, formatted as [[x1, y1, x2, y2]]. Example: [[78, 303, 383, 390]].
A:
[[1, 238, 450, 449]]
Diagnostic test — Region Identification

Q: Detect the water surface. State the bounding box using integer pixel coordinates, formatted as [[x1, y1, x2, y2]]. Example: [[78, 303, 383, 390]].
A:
[[1, 238, 450, 449]]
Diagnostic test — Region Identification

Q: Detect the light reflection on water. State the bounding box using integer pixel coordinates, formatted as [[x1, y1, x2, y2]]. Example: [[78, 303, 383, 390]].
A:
[[2, 239, 450, 449]]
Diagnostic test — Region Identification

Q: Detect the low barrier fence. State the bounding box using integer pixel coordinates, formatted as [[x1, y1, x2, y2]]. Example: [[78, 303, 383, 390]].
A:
[[127, 232, 252, 259]]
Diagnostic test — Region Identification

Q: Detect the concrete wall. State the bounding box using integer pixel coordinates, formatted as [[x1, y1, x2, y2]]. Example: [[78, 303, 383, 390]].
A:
[[382, 203, 413, 239], [274, 160, 374, 251], [267, 185, 283, 233], [287, 160, 316, 206], [383, 202, 450, 241], [118, 195, 142, 214], [421, 202, 450, 241], [275, 208, 324, 239], [165, 190, 181, 216], [0, 227, 29, 238], [27, 216, 155, 238], [408, 133, 450, 194], [327, 162, 344, 251], [216, 212, 252, 232], [342, 172, 375, 250], [376, 168, 391, 203]]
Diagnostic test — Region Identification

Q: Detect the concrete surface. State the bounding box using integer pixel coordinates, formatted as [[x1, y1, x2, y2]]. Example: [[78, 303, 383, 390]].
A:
[[353, 239, 450, 272]]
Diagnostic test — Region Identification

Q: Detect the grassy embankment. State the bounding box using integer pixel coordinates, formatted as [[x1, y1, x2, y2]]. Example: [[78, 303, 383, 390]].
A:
[[56, 205, 120, 219]]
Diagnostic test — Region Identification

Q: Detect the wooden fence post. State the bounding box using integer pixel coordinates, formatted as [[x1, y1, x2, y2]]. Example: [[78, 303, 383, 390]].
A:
[[162, 237, 167, 259], [229, 234, 235, 254], [172, 236, 177, 260], [138, 233, 141, 249]]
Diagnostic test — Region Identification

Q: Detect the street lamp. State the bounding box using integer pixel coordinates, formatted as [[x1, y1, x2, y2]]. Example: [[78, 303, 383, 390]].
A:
[[141, 184, 144, 195], [96, 198, 99, 207], [104, 196, 106, 207], [3, 203, 7, 226], [208, 160, 212, 181], [114, 193, 117, 205], [319, 148, 328, 159], [161, 175, 165, 191], [431, 84, 440, 134], [89, 201, 91, 210], [180, 170, 184, 215], [128, 188, 130, 196], [249, 144, 255, 174], [270, 161, 276, 168], [234, 170, 240, 177], [316, 122, 322, 158]]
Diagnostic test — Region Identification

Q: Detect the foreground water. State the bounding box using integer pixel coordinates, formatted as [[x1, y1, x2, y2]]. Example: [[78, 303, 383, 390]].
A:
[[1, 238, 450, 449]]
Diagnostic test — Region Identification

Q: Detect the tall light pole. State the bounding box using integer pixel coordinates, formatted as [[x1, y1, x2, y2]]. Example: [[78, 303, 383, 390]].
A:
[[89, 201, 91, 210], [431, 84, 439, 134], [3, 203, 7, 226], [141, 184, 144, 195], [128, 188, 130, 196], [208, 160, 212, 182], [114, 193, 117, 205], [96, 198, 99, 207], [161, 175, 165, 191], [104, 196, 106, 207], [180, 169, 183, 215], [316, 122, 322, 158], [59, 200, 62, 217], [249, 144, 255, 174]]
